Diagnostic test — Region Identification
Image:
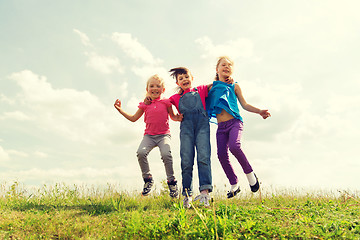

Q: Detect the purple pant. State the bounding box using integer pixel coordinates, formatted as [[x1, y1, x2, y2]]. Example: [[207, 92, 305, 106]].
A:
[[216, 118, 253, 185]]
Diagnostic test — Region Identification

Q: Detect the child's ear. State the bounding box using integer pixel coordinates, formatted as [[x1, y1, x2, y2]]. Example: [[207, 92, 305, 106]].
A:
[[162, 87, 165, 93]]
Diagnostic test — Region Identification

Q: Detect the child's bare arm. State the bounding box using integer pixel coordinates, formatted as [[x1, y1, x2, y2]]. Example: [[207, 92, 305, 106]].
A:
[[167, 106, 183, 122], [234, 84, 271, 119], [114, 99, 144, 122]]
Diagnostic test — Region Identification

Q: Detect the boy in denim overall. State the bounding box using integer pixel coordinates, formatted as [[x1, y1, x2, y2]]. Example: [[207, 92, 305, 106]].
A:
[[169, 67, 213, 208]]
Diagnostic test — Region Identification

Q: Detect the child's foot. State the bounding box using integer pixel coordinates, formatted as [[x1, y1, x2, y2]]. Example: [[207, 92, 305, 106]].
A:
[[250, 174, 259, 192], [141, 177, 154, 196], [183, 196, 192, 208], [167, 179, 179, 198], [227, 186, 240, 198], [194, 193, 210, 207]]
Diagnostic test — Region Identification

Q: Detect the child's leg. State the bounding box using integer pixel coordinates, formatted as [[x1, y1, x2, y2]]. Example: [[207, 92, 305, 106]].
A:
[[195, 122, 212, 193], [228, 120, 253, 174], [217, 122, 238, 185], [157, 134, 175, 181], [136, 135, 157, 179], [180, 123, 195, 196]]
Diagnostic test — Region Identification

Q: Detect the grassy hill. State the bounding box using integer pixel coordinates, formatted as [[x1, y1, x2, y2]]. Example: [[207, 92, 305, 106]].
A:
[[0, 181, 359, 239]]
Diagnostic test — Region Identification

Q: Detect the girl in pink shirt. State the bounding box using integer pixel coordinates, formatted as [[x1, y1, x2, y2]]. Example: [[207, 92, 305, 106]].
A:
[[114, 74, 182, 197]]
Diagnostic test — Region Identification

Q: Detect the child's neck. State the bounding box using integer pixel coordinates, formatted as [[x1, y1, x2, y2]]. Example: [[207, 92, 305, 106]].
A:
[[218, 76, 229, 82], [149, 96, 161, 101], [179, 87, 191, 94]]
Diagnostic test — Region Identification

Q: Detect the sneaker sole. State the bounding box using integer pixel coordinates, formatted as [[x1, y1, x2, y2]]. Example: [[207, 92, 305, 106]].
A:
[[227, 187, 240, 198]]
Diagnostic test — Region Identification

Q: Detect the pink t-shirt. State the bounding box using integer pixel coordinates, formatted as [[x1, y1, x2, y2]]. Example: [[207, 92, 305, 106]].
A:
[[138, 98, 171, 135], [169, 85, 208, 113]]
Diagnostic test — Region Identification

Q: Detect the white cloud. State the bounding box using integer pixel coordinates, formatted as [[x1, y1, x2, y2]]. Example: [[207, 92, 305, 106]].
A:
[[8, 70, 132, 144], [85, 52, 124, 74], [73, 29, 93, 47], [73, 29, 124, 74], [0, 146, 10, 161], [0, 111, 32, 121], [326, 95, 360, 115], [7, 150, 28, 158], [195, 36, 255, 60], [34, 151, 48, 158], [111, 33, 162, 65], [0, 94, 15, 105], [111, 81, 129, 100]]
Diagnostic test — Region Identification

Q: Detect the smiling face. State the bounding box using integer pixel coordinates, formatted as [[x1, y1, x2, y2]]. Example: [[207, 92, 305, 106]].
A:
[[176, 73, 193, 91], [146, 77, 164, 100], [216, 57, 233, 81]]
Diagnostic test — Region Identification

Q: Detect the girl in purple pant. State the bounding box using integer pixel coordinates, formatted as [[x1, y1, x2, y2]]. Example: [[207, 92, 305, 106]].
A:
[[206, 56, 271, 198]]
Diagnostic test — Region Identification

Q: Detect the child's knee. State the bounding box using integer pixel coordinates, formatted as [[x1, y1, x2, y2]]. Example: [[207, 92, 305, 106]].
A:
[[160, 151, 172, 162], [228, 142, 241, 154], [137, 148, 148, 159], [217, 149, 228, 159]]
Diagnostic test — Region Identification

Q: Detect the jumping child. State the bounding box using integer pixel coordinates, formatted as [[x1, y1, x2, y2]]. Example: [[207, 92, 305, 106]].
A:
[[206, 56, 271, 198], [169, 67, 213, 208], [114, 74, 182, 197]]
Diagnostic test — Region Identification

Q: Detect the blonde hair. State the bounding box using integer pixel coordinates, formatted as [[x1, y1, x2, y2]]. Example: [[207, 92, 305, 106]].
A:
[[215, 56, 234, 80], [145, 74, 165, 98], [146, 74, 165, 89]]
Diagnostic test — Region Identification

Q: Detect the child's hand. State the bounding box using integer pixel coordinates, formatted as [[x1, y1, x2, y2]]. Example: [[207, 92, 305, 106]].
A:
[[225, 77, 234, 84], [259, 110, 271, 119], [175, 113, 184, 122], [144, 96, 152, 105], [114, 99, 121, 109]]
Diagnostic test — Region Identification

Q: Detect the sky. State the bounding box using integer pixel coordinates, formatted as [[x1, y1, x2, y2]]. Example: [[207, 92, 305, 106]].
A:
[[1, 0, 359, 194]]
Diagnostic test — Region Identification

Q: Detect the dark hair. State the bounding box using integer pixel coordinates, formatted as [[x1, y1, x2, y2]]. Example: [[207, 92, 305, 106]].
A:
[[169, 67, 190, 82]]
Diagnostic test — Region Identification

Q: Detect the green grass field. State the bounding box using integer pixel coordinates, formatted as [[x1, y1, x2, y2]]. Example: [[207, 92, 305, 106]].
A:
[[0, 181, 359, 239]]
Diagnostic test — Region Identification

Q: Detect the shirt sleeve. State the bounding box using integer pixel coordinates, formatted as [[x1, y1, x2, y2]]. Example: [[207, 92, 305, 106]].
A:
[[138, 102, 147, 111], [198, 84, 209, 97], [169, 94, 180, 112], [161, 98, 172, 108]]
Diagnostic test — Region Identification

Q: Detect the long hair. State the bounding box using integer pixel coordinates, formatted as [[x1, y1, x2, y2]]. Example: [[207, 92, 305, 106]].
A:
[[215, 56, 234, 80], [145, 74, 165, 98], [146, 74, 164, 89]]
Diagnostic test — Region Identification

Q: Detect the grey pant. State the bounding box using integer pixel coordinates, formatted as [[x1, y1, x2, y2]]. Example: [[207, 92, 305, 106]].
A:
[[136, 134, 175, 181]]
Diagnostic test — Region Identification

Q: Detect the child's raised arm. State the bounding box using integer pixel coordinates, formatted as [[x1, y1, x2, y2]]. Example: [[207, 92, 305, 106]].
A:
[[167, 106, 183, 122], [234, 84, 271, 119], [114, 99, 144, 122]]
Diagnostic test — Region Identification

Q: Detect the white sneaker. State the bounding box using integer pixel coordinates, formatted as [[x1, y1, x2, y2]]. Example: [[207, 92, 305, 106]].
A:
[[194, 193, 210, 207], [183, 196, 192, 208]]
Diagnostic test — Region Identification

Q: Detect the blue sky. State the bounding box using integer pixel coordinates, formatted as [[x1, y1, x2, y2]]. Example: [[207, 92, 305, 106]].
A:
[[1, 0, 359, 193]]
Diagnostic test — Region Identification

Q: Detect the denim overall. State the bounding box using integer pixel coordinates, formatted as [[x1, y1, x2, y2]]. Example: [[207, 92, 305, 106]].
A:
[[178, 88, 212, 196]]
